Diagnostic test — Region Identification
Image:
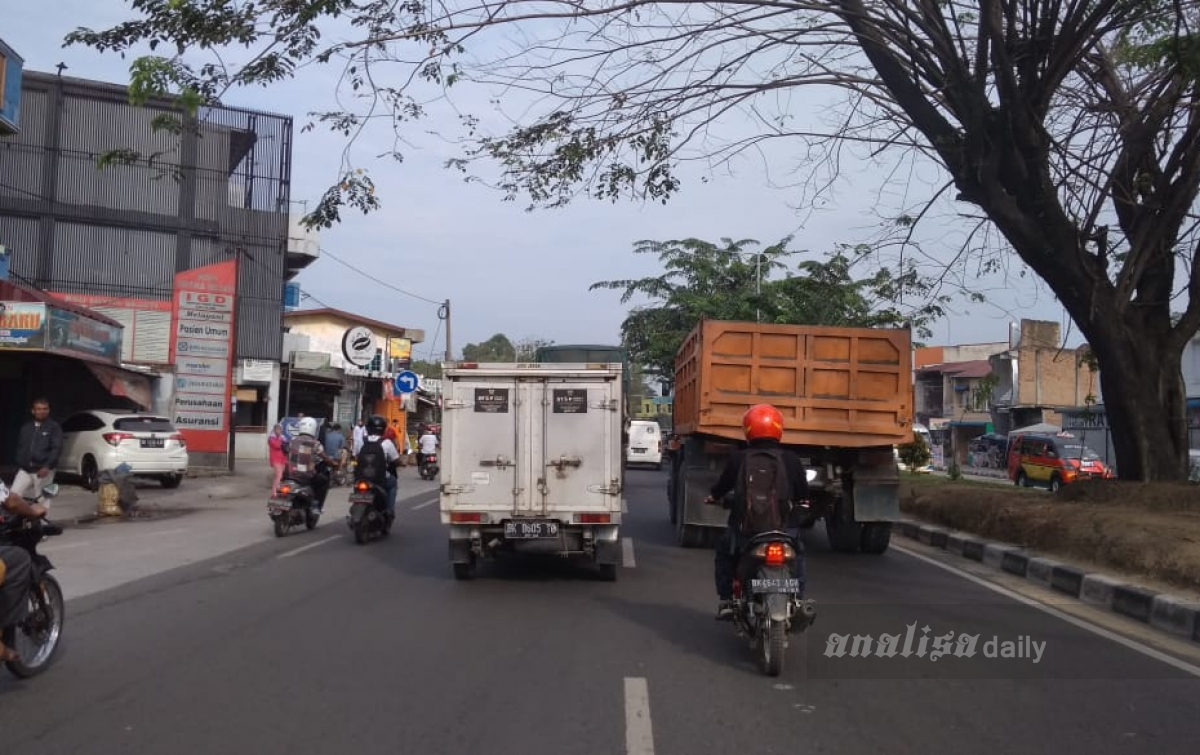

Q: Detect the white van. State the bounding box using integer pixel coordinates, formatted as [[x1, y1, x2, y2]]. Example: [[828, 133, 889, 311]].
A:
[[626, 420, 663, 469]]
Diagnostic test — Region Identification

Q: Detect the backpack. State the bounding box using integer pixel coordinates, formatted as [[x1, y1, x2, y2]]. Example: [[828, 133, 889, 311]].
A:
[[356, 438, 389, 485], [735, 449, 791, 537], [287, 436, 320, 481]]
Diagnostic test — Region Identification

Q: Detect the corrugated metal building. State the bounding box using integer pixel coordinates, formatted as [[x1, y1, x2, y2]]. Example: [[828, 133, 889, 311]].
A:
[[0, 70, 306, 466]]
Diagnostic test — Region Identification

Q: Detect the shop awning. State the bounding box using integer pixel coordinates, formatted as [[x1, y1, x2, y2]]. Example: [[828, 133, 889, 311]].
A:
[[85, 362, 153, 410]]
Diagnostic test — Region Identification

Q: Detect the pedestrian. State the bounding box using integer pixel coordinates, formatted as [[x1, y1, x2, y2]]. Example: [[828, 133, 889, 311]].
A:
[[13, 397, 62, 502], [325, 423, 347, 472], [353, 418, 366, 455], [268, 424, 288, 492]]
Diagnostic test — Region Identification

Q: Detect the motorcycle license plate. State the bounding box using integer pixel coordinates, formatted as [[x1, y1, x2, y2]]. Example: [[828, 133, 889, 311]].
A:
[[504, 520, 559, 539], [750, 578, 800, 594], [268, 498, 292, 510], [349, 493, 375, 504]]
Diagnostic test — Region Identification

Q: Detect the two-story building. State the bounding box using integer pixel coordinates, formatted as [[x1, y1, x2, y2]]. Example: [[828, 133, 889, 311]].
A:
[[0, 69, 305, 467], [281, 307, 425, 436]]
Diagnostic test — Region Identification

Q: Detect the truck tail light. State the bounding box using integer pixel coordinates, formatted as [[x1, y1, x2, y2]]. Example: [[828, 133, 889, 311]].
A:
[[578, 513, 610, 524], [450, 512, 482, 523]]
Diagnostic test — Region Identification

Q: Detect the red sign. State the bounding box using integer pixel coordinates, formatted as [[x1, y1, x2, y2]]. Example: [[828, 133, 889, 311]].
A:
[[169, 260, 238, 454]]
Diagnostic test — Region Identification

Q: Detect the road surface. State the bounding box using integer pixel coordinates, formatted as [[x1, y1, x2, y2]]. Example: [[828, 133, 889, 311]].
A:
[[1, 470, 1197, 754]]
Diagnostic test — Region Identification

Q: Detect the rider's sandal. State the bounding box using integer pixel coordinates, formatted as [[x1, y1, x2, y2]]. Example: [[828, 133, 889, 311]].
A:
[[0, 645, 20, 663]]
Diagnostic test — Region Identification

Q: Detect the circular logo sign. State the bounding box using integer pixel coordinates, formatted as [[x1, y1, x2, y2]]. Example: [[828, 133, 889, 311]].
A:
[[342, 326, 376, 367]]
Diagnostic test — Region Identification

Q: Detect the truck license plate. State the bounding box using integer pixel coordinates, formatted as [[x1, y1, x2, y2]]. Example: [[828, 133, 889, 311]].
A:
[[504, 520, 559, 539], [750, 578, 800, 594]]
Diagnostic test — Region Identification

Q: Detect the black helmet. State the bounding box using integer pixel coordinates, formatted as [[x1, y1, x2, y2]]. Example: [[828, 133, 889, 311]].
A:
[[366, 415, 387, 435]]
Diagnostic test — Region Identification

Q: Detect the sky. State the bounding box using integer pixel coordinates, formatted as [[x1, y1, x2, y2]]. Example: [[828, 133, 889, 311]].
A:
[[3, 2, 1084, 360]]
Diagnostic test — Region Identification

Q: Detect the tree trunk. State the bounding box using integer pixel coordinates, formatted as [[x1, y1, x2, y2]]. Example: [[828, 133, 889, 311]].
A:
[[1089, 330, 1190, 481]]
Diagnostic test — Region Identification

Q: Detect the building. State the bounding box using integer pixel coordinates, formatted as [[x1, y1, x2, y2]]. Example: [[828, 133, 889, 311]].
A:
[[988, 319, 1100, 435], [0, 69, 306, 467], [281, 308, 426, 442]]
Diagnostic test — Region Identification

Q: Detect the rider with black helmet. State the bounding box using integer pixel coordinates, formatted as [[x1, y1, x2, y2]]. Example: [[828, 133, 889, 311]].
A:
[[356, 415, 401, 520]]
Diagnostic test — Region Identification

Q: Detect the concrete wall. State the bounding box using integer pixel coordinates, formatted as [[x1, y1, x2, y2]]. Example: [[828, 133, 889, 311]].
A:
[[1013, 320, 1098, 408]]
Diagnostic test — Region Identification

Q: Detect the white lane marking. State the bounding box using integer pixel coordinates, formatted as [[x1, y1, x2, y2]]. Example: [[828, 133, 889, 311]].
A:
[[892, 543, 1200, 678], [277, 534, 339, 559], [411, 497, 438, 510], [622, 537, 636, 568], [624, 677, 655, 755]]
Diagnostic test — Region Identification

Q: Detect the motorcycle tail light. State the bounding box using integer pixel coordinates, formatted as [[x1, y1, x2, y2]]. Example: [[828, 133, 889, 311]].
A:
[[277, 485, 291, 496], [764, 542, 788, 566], [355, 481, 370, 492]]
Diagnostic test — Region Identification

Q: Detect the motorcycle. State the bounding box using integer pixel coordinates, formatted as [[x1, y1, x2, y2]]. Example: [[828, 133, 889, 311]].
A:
[[268, 469, 324, 537], [331, 449, 354, 487], [346, 477, 393, 544], [711, 493, 816, 677], [419, 452, 439, 481], [1, 484, 66, 679]]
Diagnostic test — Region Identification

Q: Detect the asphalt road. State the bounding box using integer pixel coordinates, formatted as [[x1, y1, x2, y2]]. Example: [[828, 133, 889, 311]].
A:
[[1, 470, 1198, 754]]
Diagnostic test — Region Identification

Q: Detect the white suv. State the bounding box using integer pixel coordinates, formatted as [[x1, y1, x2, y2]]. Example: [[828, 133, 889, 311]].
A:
[[57, 410, 189, 489]]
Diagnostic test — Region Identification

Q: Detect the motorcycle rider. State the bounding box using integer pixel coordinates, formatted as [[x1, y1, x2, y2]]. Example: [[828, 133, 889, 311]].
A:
[[704, 404, 809, 619], [0, 479, 47, 663], [286, 417, 334, 513], [417, 426, 439, 471], [356, 415, 401, 520]]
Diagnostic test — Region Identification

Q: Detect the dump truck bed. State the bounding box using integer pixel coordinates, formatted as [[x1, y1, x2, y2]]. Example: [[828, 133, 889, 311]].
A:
[[673, 320, 914, 447]]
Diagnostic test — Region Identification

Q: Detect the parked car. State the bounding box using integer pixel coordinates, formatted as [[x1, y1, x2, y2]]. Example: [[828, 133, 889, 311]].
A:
[[56, 410, 188, 490], [967, 433, 1008, 469], [1190, 449, 1200, 483], [1007, 431, 1112, 491]]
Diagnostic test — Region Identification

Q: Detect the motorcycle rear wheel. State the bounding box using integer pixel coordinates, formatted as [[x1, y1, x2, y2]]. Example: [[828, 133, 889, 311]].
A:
[[354, 517, 369, 545], [273, 518, 287, 538], [4, 575, 65, 679], [759, 619, 786, 677]]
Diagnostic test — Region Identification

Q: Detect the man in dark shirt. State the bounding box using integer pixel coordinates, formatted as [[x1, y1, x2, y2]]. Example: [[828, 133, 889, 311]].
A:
[[13, 398, 62, 503], [704, 404, 809, 618]]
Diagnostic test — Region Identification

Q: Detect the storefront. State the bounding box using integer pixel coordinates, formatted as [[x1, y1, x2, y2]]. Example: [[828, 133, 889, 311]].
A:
[[0, 282, 156, 470]]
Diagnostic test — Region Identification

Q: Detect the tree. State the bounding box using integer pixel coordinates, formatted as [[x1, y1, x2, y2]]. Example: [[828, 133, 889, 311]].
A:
[[410, 359, 443, 379], [898, 434, 933, 473], [515, 337, 554, 361], [461, 333, 516, 362], [591, 236, 946, 380], [69, 2, 1200, 480]]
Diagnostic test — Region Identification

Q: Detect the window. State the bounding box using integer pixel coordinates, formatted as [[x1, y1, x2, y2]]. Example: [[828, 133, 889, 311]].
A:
[[62, 413, 105, 433], [113, 416, 176, 433]]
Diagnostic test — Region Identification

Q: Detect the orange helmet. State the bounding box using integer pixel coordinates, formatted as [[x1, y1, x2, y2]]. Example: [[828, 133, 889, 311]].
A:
[[743, 404, 784, 442]]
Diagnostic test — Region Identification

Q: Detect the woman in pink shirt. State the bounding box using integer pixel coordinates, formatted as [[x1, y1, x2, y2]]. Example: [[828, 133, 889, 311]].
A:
[[268, 424, 288, 492]]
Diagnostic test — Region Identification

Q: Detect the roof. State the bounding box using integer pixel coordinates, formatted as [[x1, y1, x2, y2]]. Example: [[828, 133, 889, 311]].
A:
[[0, 280, 123, 328], [284, 307, 423, 342], [916, 359, 993, 379]]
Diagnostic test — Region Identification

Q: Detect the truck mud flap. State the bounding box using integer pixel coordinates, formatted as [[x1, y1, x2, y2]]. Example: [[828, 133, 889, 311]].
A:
[[594, 538, 620, 566], [851, 463, 900, 521], [448, 539, 473, 564]]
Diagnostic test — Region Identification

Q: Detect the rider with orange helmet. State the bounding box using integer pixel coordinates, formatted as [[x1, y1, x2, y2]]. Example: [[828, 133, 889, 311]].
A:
[[704, 404, 809, 619]]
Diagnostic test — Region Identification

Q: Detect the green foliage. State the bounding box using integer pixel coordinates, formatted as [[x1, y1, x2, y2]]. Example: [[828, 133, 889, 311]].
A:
[[898, 434, 932, 471], [410, 359, 443, 379], [590, 236, 948, 380], [461, 333, 517, 362]]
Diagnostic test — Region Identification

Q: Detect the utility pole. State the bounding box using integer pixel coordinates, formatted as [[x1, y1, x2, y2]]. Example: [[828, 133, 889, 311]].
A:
[[755, 252, 761, 323], [442, 299, 452, 362]]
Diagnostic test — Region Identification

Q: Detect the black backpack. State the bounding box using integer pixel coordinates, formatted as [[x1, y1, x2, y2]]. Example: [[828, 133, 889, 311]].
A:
[[735, 449, 791, 537], [356, 438, 389, 485]]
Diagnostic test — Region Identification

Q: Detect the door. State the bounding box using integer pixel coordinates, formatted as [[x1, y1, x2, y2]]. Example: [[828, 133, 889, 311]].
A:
[[535, 379, 620, 514], [445, 379, 522, 512]]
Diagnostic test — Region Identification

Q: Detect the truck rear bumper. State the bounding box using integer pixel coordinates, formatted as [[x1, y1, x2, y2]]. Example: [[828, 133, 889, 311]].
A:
[[448, 522, 619, 561]]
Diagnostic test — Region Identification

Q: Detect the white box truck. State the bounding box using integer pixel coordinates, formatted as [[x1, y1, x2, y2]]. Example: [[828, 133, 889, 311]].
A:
[[438, 362, 625, 580]]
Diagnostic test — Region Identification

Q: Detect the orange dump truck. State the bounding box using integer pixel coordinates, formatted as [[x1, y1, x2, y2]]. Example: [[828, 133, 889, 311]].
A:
[[667, 320, 914, 554]]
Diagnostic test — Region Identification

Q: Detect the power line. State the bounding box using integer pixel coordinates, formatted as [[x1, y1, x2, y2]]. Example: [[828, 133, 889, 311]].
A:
[[316, 246, 443, 306]]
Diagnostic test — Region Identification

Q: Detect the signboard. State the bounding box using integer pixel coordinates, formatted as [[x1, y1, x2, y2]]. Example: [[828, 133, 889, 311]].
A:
[[474, 387, 510, 413], [0, 245, 9, 282], [240, 359, 274, 384], [342, 326, 375, 367], [0, 38, 23, 136], [394, 370, 420, 395], [51, 293, 172, 364], [47, 307, 122, 363], [0, 302, 45, 349], [170, 260, 237, 453], [388, 337, 412, 370], [553, 388, 588, 413], [283, 281, 300, 309]]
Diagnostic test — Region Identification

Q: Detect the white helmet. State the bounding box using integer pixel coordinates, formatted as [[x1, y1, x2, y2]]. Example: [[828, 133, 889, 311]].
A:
[[296, 417, 319, 437]]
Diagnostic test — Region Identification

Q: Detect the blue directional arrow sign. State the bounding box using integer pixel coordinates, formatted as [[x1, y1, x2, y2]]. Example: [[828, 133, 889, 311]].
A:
[[394, 370, 420, 395]]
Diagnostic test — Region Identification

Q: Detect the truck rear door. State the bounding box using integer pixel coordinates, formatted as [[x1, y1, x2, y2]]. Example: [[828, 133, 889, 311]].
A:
[[532, 379, 620, 516], [444, 377, 524, 514]]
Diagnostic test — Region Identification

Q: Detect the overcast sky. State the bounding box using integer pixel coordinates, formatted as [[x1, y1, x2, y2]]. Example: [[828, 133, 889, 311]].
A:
[[4, 2, 1084, 359]]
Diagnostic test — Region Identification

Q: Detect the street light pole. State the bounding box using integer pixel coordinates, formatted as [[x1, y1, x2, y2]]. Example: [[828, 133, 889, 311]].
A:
[[755, 253, 761, 323]]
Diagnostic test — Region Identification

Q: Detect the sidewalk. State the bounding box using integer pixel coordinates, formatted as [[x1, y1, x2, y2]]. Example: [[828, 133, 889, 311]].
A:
[[47, 460, 277, 525]]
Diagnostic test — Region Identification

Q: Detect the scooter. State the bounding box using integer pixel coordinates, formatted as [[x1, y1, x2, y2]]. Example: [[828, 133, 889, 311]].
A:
[[1, 483, 66, 678], [727, 530, 816, 676], [347, 477, 393, 544], [419, 452, 439, 481], [268, 469, 324, 537]]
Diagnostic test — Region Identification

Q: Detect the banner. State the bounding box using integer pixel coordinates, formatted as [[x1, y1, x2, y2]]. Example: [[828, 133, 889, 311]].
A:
[[0, 302, 46, 349], [47, 307, 122, 363], [170, 260, 237, 454]]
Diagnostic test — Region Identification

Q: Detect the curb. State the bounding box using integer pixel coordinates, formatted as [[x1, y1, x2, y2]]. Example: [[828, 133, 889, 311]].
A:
[[897, 518, 1200, 647]]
